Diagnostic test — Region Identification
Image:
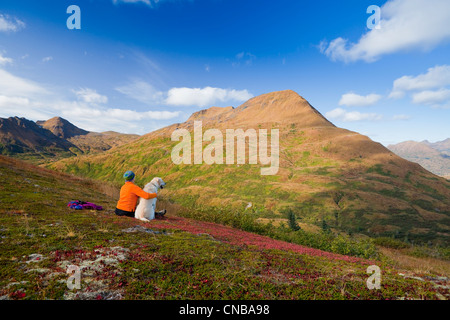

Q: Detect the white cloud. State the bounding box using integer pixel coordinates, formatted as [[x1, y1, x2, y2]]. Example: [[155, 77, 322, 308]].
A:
[[0, 53, 13, 66], [113, 0, 151, 4], [112, 0, 183, 7], [0, 68, 48, 97], [389, 65, 450, 108], [0, 67, 180, 133], [0, 96, 32, 118], [42, 56, 53, 63], [116, 80, 254, 108], [112, 0, 158, 7], [0, 95, 30, 107], [107, 109, 179, 121], [321, 0, 450, 62], [0, 14, 25, 32], [74, 88, 108, 104], [0, 102, 52, 120], [233, 52, 256, 67], [390, 65, 450, 98], [62, 86, 179, 131], [339, 92, 382, 107], [0, 68, 54, 120], [57, 101, 180, 132], [60, 102, 179, 122], [0, 67, 252, 133], [325, 108, 383, 122], [411, 89, 450, 107], [388, 90, 405, 100], [165, 86, 253, 107], [115, 80, 164, 105]]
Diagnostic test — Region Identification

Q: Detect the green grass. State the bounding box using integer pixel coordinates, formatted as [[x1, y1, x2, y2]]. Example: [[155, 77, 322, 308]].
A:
[[168, 197, 378, 260], [366, 164, 398, 178], [414, 182, 446, 201], [404, 171, 413, 184], [373, 237, 411, 249], [412, 199, 435, 211], [47, 134, 450, 249], [0, 155, 448, 300], [377, 188, 407, 200]]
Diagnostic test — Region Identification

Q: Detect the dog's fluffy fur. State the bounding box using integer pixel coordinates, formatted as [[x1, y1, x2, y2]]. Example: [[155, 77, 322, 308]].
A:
[[135, 177, 166, 222]]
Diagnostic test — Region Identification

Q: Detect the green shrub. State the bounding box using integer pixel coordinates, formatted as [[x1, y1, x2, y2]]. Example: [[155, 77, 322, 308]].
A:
[[373, 237, 410, 249], [408, 245, 450, 261], [163, 195, 379, 259], [286, 209, 301, 231], [321, 218, 331, 234], [276, 229, 378, 259]]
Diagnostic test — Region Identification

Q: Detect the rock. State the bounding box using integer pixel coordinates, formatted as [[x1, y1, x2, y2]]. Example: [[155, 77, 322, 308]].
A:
[[64, 289, 123, 300], [58, 246, 130, 300], [196, 233, 220, 242], [25, 254, 44, 263], [25, 268, 51, 274], [435, 293, 447, 300], [5, 281, 29, 289], [121, 225, 167, 235], [424, 275, 448, 282]]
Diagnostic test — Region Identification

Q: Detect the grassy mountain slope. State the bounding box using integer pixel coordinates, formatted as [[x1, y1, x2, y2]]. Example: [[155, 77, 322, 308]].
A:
[[50, 90, 450, 245], [0, 155, 448, 300], [68, 131, 140, 154]]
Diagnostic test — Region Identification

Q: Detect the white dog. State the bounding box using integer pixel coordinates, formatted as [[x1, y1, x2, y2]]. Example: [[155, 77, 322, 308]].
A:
[[135, 177, 166, 222]]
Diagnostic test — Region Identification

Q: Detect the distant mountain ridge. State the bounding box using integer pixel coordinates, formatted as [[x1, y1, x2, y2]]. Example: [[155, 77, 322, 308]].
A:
[[0, 116, 77, 156], [0, 116, 139, 162], [388, 139, 450, 177], [423, 138, 450, 157]]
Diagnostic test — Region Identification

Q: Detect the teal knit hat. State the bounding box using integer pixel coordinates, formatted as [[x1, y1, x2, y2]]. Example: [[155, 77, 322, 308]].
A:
[[123, 170, 135, 181]]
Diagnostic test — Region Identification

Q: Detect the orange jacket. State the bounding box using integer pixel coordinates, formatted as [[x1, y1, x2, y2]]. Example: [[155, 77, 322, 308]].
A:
[[116, 181, 157, 212]]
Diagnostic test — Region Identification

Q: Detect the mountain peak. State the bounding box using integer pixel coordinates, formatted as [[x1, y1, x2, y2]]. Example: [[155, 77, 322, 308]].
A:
[[0, 116, 76, 155], [37, 117, 89, 139], [186, 90, 334, 128], [187, 106, 235, 123], [234, 90, 332, 125]]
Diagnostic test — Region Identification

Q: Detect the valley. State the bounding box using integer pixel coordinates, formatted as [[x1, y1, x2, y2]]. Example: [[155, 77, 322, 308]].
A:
[[47, 91, 450, 245]]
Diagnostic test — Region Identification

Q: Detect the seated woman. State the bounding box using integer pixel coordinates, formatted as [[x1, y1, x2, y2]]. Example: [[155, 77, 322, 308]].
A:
[[115, 170, 157, 217]]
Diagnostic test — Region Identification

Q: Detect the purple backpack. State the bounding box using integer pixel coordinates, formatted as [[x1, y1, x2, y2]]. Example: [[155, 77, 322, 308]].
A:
[[67, 200, 103, 211]]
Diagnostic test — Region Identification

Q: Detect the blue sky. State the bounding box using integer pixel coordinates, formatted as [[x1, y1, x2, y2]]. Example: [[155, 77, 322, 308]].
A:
[[0, 0, 449, 146]]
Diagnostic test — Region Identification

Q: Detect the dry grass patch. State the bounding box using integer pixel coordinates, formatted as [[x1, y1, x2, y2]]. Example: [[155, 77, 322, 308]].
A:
[[380, 247, 450, 277]]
